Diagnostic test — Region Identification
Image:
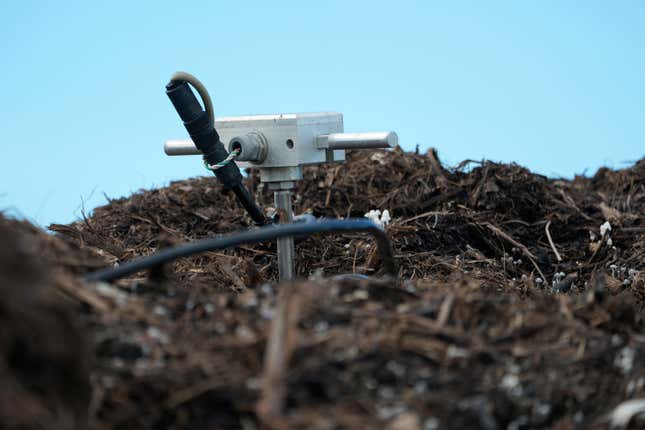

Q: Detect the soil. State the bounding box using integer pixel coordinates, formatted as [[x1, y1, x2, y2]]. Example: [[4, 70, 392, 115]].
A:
[[2, 148, 644, 429]]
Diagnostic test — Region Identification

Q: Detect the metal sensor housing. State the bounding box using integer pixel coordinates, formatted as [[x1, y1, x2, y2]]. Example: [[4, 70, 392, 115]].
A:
[[165, 112, 397, 185], [164, 111, 398, 282]]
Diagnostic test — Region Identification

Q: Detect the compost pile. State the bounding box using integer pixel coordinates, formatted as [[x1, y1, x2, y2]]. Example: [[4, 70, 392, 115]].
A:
[[2, 148, 644, 429]]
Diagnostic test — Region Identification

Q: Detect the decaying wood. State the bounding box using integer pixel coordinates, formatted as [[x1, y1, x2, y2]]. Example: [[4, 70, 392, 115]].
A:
[[2, 149, 643, 429], [257, 282, 303, 422]]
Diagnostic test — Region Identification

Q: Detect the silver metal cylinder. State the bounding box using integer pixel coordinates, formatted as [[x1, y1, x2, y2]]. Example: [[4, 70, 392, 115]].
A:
[[274, 189, 295, 282], [164, 140, 201, 156], [320, 131, 398, 150]]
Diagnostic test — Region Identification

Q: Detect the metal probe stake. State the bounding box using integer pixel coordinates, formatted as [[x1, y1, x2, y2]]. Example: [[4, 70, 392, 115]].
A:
[[274, 189, 295, 281]]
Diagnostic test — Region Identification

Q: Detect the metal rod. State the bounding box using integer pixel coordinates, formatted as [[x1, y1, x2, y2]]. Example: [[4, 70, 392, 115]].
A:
[[164, 139, 201, 155], [317, 131, 398, 150], [165, 130, 398, 156], [274, 189, 295, 282]]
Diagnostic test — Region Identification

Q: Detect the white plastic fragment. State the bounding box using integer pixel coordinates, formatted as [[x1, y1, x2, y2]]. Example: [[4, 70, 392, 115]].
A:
[[423, 417, 440, 430], [146, 326, 169, 344], [609, 398, 645, 428], [610, 264, 619, 277], [627, 378, 645, 396], [370, 152, 388, 165], [614, 347, 635, 374], [381, 209, 391, 225], [96, 282, 128, 305], [600, 221, 614, 245], [600, 221, 612, 237], [552, 272, 566, 288], [364, 209, 380, 224], [501, 373, 519, 391], [364, 209, 391, 227]]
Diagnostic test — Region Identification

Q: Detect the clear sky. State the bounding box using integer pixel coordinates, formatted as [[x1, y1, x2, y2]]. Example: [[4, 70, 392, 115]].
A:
[[1, 1, 643, 227]]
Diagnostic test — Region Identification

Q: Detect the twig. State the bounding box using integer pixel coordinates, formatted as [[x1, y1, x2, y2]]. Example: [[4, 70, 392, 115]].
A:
[[427, 148, 450, 187], [165, 374, 230, 408], [545, 220, 563, 263], [556, 189, 593, 221], [55, 278, 111, 313], [585, 233, 608, 265], [220, 261, 247, 292], [352, 247, 359, 273], [469, 165, 489, 207], [436, 293, 455, 327], [257, 283, 301, 422], [484, 223, 537, 259], [484, 223, 547, 283], [399, 210, 449, 225], [324, 166, 340, 207], [620, 227, 645, 233]]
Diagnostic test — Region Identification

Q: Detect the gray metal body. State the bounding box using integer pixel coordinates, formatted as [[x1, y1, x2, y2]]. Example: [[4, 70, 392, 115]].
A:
[[164, 112, 396, 184], [164, 112, 397, 281]]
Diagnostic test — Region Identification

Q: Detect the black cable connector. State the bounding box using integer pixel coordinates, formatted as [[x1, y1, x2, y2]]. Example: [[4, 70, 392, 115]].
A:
[[165, 78, 267, 225], [166, 81, 242, 189], [84, 219, 397, 283]]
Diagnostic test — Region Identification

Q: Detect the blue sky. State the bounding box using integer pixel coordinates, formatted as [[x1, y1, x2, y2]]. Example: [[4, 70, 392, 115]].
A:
[[1, 1, 643, 227]]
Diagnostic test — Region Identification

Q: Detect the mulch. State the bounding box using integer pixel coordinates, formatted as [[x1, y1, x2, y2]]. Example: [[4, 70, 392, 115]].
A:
[[1, 148, 643, 429]]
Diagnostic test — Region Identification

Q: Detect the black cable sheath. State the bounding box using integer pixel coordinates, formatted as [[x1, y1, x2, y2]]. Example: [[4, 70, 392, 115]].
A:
[[165, 75, 267, 225], [84, 219, 397, 283], [231, 184, 267, 225], [165, 80, 243, 188]]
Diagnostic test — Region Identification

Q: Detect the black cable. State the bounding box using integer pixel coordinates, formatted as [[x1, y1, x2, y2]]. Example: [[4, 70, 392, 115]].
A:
[[165, 73, 268, 225], [84, 219, 397, 283], [231, 184, 268, 226]]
